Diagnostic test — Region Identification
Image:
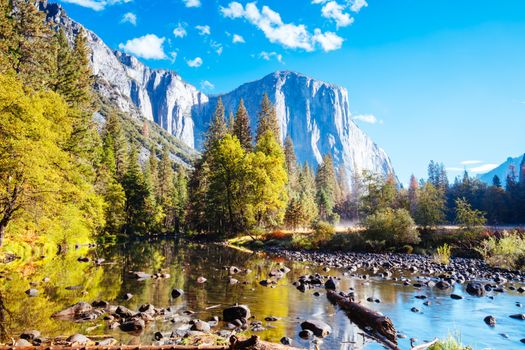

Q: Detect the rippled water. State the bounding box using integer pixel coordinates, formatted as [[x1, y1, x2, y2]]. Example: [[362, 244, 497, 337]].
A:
[[1, 239, 525, 349]]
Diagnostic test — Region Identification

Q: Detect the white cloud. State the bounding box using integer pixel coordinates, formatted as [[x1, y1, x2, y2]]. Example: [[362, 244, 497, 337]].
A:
[[460, 160, 483, 165], [321, 1, 353, 28], [195, 25, 211, 36], [312, 29, 343, 51], [118, 34, 167, 60], [210, 41, 223, 55], [221, 2, 342, 52], [61, 0, 131, 11], [186, 57, 203, 67], [200, 80, 215, 91], [232, 34, 245, 44], [169, 52, 178, 62], [173, 23, 187, 38], [258, 51, 283, 63], [182, 0, 201, 8], [469, 164, 499, 173], [349, 0, 368, 13], [121, 12, 137, 25], [353, 114, 381, 124]]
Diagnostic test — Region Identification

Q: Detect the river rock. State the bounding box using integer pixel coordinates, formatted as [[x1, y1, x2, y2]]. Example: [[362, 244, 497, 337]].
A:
[[300, 320, 332, 338], [466, 282, 485, 297], [131, 271, 151, 280], [280, 337, 292, 345], [115, 305, 135, 318], [52, 302, 92, 319], [96, 338, 117, 346], [120, 318, 145, 333], [25, 289, 38, 297], [324, 278, 337, 290], [171, 289, 184, 299], [435, 281, 451, 290], [509, 314, 525, 320], [190, 320, 211, 333], [138, 304, 155, 315], [299, 329, 313, 339], [20, 330, 40, 340], [92, 300, 109, 308], [484, 315, 496, 327], [123, 293, 133, 301], [223, 305, 251, 322], [450, 294, 463, 300], [67, 334, 90, 344]]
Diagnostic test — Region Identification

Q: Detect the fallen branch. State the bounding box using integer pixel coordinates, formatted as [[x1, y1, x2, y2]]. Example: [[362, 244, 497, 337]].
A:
[[326, 290, 399, 350], [410, 338, 439, 350]]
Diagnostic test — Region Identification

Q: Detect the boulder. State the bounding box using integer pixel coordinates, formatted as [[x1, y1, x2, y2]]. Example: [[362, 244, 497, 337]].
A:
[[66, 334, 90, 344], [484, 315, 496, 327], [300, 320, 332, 338], [466, 282, 485, 297], [119, 318, 145, 333], [190, 320, 211, 333], [223, 305, 251, 323], [171, 289, 184, 299], [20, 330, 40, 340]]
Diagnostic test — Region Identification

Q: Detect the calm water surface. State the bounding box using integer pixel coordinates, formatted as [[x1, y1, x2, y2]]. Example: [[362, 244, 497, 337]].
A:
[[1, 240, 525, 349]]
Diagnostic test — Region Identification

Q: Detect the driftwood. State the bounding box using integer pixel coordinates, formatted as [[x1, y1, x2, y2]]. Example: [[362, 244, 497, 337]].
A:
[[326, 290, 399, 350], [410, 338, 439, 350], [1, 336, 298, 350]]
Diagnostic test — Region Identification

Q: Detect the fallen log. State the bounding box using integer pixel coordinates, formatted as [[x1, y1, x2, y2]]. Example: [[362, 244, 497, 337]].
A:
[[326, 290, 399, 350], [410, 338, 439, 350]]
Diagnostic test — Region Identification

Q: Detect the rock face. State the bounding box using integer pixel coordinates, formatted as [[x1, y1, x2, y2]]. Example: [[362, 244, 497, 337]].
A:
[[39, 2, 395, 184], [195, 71, 395, 186]]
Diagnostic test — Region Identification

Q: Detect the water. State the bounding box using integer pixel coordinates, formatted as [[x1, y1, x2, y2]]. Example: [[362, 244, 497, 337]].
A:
[[1, 239, 525, 349]]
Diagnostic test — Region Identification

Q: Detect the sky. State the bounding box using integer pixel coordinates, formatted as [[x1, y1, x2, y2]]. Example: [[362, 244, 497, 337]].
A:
[[56, 0, 525, 183]]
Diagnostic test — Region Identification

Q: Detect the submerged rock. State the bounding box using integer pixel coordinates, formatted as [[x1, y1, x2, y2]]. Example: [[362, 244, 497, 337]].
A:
[[223, 305, 251, 323], [300, 320, 332, 338]]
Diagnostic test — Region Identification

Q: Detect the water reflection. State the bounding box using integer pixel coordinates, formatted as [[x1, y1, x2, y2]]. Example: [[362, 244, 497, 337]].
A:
[[1, 239, 525, 349]]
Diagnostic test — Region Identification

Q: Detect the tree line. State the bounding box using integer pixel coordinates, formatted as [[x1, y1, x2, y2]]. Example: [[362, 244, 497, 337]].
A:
[[0, 0, 188, 247]]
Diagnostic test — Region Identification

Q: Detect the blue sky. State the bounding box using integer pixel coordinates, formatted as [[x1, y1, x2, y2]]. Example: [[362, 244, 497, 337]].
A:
[[57, 0, 525, 183]]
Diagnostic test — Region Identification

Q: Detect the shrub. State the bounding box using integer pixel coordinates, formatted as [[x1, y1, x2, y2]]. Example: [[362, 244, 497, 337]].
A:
[[434, 243, 451, 264], [290, 233, 316, 250], [363, 208, 420, 247], [402, 245, 414, 254], [322, 232, 365, 251], [429, 335, 472, 350], [476, 231, 525, 270], [313, 221, 336, 240]]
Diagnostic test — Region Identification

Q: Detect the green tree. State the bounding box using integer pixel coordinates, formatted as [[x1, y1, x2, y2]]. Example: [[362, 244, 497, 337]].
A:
[[233, 98, 252, 151], [363, 208, 420, 247], [256, 93, 280, 143], [414, 182, 445, 229], [316, 154, 338, 223], [455, 197, 487, 232]]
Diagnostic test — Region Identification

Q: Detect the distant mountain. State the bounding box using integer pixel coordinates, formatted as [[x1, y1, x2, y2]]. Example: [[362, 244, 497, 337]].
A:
[[194, 71, 394, 182], [479, 154, 525, 185], [39, 1, 395, 184]]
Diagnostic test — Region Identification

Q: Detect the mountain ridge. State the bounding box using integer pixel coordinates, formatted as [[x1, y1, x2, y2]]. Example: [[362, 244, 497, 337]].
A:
[[39, 1, 395, 185]]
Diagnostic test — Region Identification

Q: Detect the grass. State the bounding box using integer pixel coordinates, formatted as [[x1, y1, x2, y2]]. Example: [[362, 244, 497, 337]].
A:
[[429, 335, 472, 350], [433, 243, 452, 264]]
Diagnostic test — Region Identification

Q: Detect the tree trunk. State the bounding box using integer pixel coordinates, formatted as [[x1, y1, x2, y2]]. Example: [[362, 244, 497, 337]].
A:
[[0, 223, 6, 247], [326, 290, 399, 349]]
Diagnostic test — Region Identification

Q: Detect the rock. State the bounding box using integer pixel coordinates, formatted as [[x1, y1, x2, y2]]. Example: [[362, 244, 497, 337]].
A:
[[190, 320, 211, 333], [300, 320, 332, 338], [14, 339, 33, 347], [411, 307, 420, 313], [154, 332, 163, 341], [466, 282, 485, 297], [20, 330, 40, 340], [171, 289, 184, 299], [509, 314, 525, 320], [324, 278, 337, 290], [450, 294, 463, 300], [223, 305, 251, 323], [299, 330, 313, 339], [484, 315, 496, 327], [196, 276, 207, 284], [138, 304, 155, 315], [229, 277, 239, 285], [280, 337, 292, 345], [131, 271, 151, 280], [25, 289, 38, 297], [92, 300, 109, 308], [435, 281, 451, 290], [96, 338, 117, 346], [77, 257, 90, 262], [115, 305, 135, 318], [123, 293, 133, 301], [264, 316, 279, 322], [120, 318, 145, 333], [229, 266, 240, 274], [52, 302, 93, 319], [67, 334, 90, 344]]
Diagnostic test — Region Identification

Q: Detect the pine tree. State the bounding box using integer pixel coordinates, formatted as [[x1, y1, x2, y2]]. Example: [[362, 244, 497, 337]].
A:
[[71, 28, 94, 112], [228, 111, 235, 134], [52, 29, 77, 105], [12, 0, 56, 89], [233, 98, 252, 151], [316, 154, 338, 223], [104, 113, 128, 179], [492, 175, 502, 188], [204, 97, 227, 151], [256, 93, 280, 143], [284, 136, 299, 197]]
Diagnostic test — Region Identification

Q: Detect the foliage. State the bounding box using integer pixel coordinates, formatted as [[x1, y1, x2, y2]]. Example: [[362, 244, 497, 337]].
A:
[[455, 197, 487, 232], [429, 335, 472, 350], [414, 182, 446, 228], [313, 221, 336, 241], [363, 208, 420, 246], [434, 243, 452, 264], [476, 231, 525, 270]]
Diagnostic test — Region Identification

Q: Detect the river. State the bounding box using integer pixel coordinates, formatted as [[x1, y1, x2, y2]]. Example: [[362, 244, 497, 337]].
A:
[[1, 239, 524, 349]]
